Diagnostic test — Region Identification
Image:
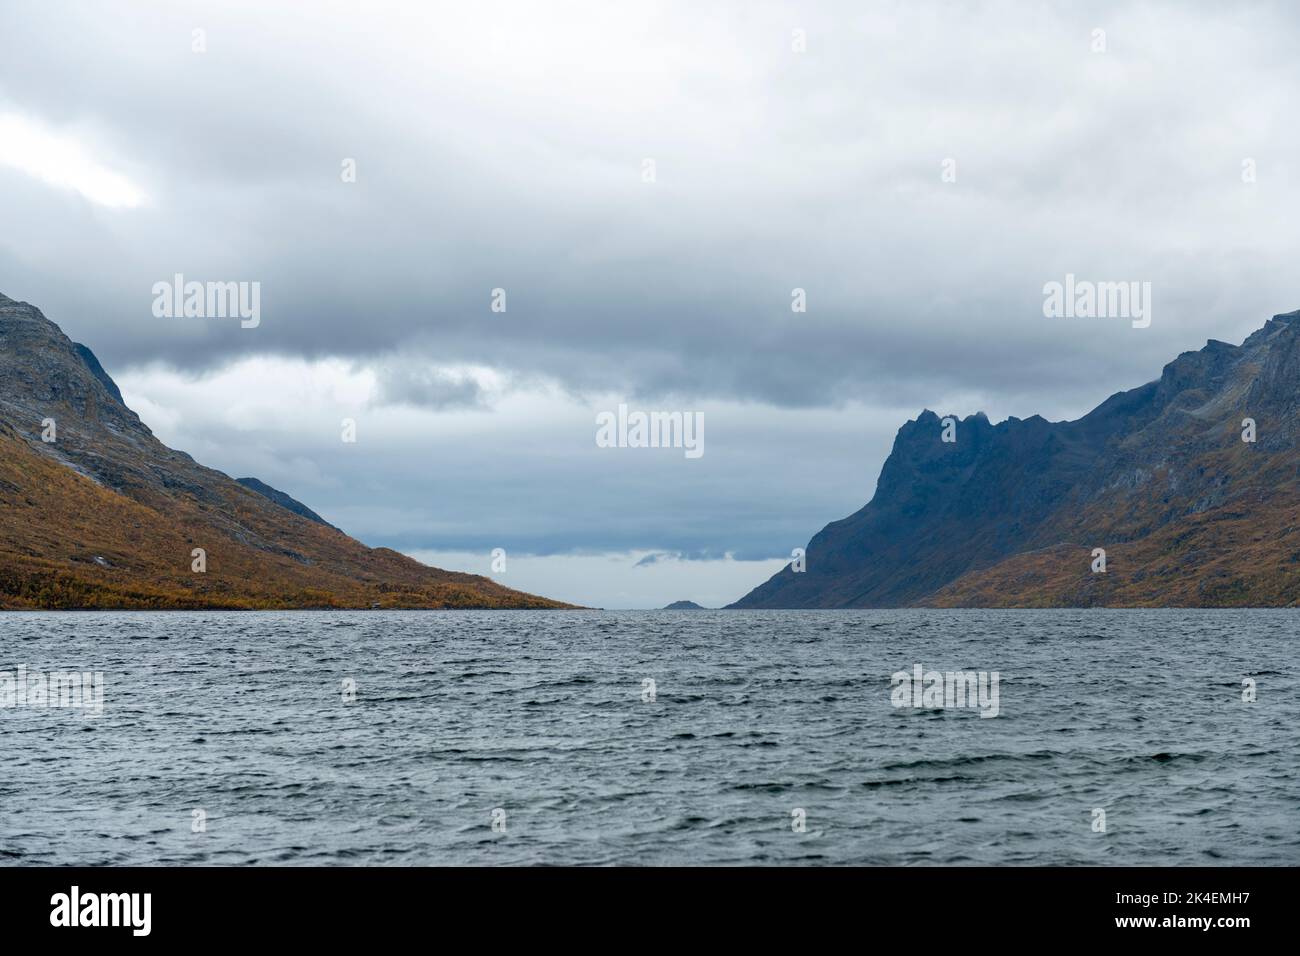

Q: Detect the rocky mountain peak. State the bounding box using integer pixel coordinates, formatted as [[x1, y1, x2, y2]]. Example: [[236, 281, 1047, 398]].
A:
[[731, 307, 1300, 608]]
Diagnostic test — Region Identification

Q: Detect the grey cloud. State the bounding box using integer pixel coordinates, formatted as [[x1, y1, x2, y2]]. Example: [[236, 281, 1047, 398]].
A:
[[2, 0, 1297, 415], [374, 363, 489, 410], [4, 1, 1298, 606], [635, 549, 737, 567]]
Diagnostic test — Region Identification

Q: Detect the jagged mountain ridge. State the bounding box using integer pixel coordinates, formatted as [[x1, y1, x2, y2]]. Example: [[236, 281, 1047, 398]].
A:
[[0, 292, 570, 609], [731, 309, 1300, 608]]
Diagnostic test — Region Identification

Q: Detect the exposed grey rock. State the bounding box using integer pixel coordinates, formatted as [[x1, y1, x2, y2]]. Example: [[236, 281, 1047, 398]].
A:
[[0, 293, 344, 555], [237, 477, 339, 531]]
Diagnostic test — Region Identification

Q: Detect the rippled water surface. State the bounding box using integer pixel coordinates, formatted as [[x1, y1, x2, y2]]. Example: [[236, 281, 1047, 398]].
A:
[[1, 609, 1296, 865]]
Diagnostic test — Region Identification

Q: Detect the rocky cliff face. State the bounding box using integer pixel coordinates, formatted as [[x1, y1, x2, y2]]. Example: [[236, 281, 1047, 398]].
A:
[[731, 309, 1300, 608], [0, 292, 570, 609]]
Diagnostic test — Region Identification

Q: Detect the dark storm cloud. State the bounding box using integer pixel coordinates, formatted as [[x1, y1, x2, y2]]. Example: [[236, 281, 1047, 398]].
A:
[[3, 0, 1298, 416]]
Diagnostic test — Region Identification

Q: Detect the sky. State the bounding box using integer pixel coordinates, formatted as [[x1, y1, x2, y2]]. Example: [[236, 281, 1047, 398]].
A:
[[1, 1, 1297, 608]]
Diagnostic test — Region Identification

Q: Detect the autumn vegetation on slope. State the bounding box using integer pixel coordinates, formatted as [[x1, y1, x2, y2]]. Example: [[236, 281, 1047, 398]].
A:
[[0, 293, 572, 610], [926, 441, 1300, 607], [0, 424, 568, 609]]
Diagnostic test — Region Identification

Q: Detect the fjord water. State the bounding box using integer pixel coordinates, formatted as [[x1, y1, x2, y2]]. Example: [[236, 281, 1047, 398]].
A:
[[2, 609, 1296, 866]]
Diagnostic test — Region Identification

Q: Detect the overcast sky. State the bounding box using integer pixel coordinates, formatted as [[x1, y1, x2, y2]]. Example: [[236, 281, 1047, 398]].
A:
[[2, 1, 1297, 607]]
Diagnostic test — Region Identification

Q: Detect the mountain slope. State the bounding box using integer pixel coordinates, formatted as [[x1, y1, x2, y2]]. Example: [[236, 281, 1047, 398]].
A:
[[236, 477, 338, 530], [0, 292, 570, 609], [731, 309, 1300, 608]]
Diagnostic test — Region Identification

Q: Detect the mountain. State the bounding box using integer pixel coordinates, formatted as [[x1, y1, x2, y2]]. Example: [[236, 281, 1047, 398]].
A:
[[235, 477, 338, 531], [662, 600, 706, 609], [0, 292, 571, 609], [731, 309, 1300, 608]]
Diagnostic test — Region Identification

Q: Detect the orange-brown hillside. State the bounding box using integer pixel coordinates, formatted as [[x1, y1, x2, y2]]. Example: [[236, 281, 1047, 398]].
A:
[[926, 441, 1300, 607], [0, 293, 572, 610]]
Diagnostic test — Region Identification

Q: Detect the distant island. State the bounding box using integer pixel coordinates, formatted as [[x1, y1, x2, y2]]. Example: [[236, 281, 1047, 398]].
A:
[[0, 293, 572, 610], [732, 308, 1300, 609], [662, 600, 707, 609]]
